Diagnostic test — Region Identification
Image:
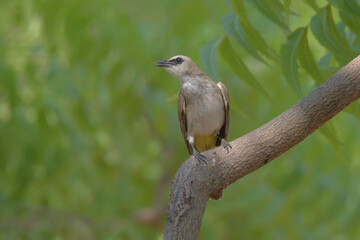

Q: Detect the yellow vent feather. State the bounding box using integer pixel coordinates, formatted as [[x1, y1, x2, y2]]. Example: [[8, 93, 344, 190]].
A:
[[194, 135, 217, 152]]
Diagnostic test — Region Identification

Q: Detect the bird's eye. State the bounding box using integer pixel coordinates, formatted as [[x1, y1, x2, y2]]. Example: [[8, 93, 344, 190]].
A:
[[176, 57, 183, 64]]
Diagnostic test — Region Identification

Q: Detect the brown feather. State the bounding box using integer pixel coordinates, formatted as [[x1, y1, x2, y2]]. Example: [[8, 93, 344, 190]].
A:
[[177, 92, 192, 154], [216, 82, 230, 146]]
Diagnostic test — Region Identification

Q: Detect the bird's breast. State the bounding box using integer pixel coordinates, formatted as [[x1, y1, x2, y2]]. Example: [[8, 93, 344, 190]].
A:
[[182, 81, 225, 136]]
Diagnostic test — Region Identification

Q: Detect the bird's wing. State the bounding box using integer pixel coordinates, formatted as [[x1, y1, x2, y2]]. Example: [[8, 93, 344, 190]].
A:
[[178, 91, 192, 155], [216, 82, 230, 143]]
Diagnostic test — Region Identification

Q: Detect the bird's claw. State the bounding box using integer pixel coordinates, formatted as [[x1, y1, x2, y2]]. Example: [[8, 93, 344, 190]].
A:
[[221, 139, 232, 153], [193, 152, 207, 164]]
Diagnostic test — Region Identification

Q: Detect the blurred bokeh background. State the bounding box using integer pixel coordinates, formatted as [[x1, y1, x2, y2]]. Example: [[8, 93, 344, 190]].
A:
[[0, 0, 359, 239]]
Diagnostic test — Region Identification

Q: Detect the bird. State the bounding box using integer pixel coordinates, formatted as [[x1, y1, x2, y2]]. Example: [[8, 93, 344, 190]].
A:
[[156, 55, 231, 163]]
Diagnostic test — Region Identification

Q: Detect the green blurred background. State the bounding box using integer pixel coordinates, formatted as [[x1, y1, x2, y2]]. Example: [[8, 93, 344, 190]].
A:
[[0, 0, 359, 239]]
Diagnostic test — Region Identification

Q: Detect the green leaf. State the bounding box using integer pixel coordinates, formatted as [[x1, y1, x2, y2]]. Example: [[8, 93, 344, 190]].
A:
[[318, 52, 333, 66], [199, 38, 221, 82], [336, 21, 347, 40], [304, 0, 320, 12], [297, 27, 324, 85], [317, 53, 339, 79], [280, 28, 304, 98], [351, 35, 360, 52], [221, 12, 268, 65], [250, 0, 290, 33], [330, 0, 360, 35], [327, 0, 360, 16], [318, 65, 339, 79], [219, 37, 270, 99], [310, 5, 357, 65], [334, 0, 360, 37], [339, 10, 360, 34], [284, 0, 291, 24], [231, 0, 279, 62]]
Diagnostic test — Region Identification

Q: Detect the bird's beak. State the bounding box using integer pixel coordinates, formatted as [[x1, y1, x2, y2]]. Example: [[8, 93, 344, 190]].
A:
[[155, 60, 171, 67]]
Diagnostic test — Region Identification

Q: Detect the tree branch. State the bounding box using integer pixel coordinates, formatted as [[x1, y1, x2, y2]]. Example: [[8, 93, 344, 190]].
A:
[[163, 55, 360, 240]]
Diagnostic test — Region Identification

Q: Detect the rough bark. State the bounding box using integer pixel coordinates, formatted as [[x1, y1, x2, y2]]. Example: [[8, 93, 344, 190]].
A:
[[163, 55, 360, 240]]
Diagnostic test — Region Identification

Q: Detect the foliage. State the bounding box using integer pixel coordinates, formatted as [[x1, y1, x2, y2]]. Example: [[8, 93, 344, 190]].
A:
[[0, 0, 359, 239], [199, 1, 360, 238]]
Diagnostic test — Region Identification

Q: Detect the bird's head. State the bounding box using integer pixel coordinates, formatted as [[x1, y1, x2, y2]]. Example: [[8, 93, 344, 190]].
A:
[[156, 55, 203, 79]]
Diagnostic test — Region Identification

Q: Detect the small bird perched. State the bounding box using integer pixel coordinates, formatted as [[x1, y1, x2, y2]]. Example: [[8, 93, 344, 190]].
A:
[[156, 55, 231, 163]]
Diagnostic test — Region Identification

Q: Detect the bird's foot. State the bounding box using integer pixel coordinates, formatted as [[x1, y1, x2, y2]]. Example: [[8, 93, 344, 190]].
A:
[[221, 139, 232, 153], [192, 151, 207, 164]]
